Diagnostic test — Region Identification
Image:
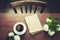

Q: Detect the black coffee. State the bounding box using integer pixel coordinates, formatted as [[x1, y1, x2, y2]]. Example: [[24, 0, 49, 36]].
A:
[[16, 24, 23, 32]]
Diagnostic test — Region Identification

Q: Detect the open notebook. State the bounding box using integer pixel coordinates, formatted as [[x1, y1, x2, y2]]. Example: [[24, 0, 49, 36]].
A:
[[25, 14, 43, 35]]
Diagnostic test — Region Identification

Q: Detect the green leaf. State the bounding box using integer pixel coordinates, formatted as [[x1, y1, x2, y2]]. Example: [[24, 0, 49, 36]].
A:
[[8, 36, 14, 40], [48, 16, 52, 19], [46, 21, 51, 26], [55, 18, 60, 21]]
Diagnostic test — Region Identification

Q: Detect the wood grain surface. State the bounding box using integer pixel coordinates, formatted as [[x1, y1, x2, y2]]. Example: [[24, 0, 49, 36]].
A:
[[0, 13, 60, 40]]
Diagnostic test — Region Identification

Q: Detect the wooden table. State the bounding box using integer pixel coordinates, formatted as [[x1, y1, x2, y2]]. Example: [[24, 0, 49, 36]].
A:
[[0, 13, 60, 40]]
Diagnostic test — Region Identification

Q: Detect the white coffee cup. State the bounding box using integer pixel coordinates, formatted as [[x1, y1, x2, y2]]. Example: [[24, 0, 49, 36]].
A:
[[13, 22, 27, 35]]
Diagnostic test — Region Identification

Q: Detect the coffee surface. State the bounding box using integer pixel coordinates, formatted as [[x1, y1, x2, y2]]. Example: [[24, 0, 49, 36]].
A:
[[16, 24, 23, 32]]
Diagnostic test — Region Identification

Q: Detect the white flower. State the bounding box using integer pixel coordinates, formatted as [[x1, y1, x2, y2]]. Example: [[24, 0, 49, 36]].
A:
[[48, 30, 55, 36], [46, 18, 52, 23], [43, 24, 49, 31], [57, 24, 60, 31], [8, 32, 14, 37], [14, 35, 20, 40]]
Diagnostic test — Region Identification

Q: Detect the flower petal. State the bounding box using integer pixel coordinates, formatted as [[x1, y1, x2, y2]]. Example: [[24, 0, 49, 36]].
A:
[[43, 24, 49, 31], [14, 35, 20, 40], [46, 18, 52, 23], [57, 24, 60, 31], [8, 32, 14, 37], [48, 30, 55, 36]]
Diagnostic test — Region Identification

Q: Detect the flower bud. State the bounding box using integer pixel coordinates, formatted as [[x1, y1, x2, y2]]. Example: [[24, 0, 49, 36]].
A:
[[14, 35, 20, 40], [48, 30, 55, 36], [8, 32, 14, 37], [43, 24, 49, 31]]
